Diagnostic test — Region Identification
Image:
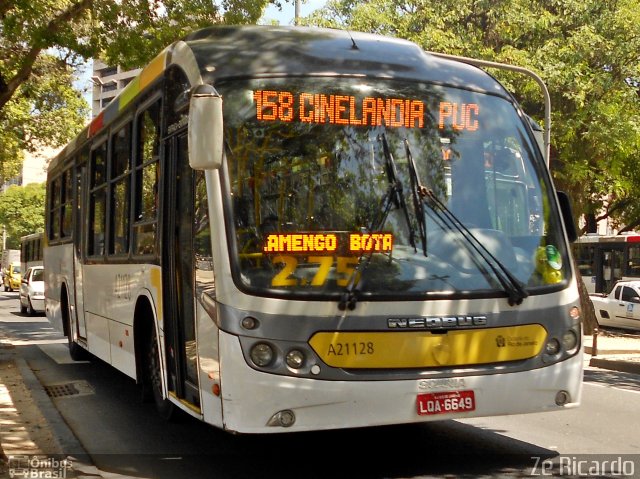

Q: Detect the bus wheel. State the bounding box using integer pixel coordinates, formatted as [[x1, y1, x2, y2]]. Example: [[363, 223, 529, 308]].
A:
[[64, 297, 89, 361], [68, 329, 89, 361], [146, 326, 175, 420]]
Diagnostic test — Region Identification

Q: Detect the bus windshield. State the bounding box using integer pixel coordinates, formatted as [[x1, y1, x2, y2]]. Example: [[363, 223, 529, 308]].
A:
[[222, 77, 570, 299]]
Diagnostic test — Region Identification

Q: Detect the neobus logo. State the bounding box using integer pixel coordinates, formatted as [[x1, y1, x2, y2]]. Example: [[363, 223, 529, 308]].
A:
[[387, 316, 488, 329]]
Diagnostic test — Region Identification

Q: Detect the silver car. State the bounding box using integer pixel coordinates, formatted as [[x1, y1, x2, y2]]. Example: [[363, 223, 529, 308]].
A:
[[19, 266, 44, 315]]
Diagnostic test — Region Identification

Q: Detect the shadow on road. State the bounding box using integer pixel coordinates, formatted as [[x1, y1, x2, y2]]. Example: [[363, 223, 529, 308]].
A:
[[583, 368, 640, 392], [67, 356, 558, 479], [88, 421, 558, 479]]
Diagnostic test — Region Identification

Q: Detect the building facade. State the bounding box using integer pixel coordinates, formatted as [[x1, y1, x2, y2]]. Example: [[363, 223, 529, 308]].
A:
[[91, 59, 141, 117]]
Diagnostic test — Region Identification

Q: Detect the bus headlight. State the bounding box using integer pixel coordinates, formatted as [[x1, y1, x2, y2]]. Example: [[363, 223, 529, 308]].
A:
[[544, 338, 561, 355], [250, 343, 275, 367], [562, 329, 578, 351], [285, 349, 305, 369]]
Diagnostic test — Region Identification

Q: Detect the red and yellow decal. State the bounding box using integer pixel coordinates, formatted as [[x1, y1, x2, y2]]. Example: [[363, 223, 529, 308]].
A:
[[88, 50, 168, 138]]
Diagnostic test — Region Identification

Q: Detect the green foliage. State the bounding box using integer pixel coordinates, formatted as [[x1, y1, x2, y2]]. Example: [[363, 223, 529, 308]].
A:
[[0, 0, 279, 185], [0, 183, 46, 249], [91, 0, 273, 70], [306, 0, 640, 231]]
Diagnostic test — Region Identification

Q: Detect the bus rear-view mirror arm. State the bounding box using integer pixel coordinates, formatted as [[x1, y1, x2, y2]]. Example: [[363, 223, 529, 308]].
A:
[[188, 84, 224, 170]]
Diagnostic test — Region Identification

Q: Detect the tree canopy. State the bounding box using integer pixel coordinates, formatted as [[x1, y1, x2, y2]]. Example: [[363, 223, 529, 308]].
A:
[[306, 0, 640, 233], [0, 0, 277, 185], [3, 0, 640, 234], [0, 183, 46, 249]]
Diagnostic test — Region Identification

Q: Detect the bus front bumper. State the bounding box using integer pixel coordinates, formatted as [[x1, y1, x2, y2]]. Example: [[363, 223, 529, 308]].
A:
[[211, 331, 583, 434]]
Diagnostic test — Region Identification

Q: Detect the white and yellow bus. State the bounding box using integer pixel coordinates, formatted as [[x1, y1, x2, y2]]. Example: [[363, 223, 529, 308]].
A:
[[45, 25, 583, 433]]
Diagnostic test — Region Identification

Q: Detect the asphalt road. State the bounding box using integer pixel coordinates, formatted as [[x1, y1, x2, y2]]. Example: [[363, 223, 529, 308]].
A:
[[1, 290, 640, 478]]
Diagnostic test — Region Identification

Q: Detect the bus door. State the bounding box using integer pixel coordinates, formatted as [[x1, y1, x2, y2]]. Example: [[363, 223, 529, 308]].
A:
[[598, 245, 624, 294], [73, 155, 89, 339], [161, 131, 200, 409]]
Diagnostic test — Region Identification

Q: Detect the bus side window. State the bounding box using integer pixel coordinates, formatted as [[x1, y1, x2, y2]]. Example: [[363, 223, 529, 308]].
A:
[[48, 176, 61, 242], [133, 99, 161, 256], [88, 141, 108, 257], [61, 166, 74, 239], [109, 122, 132, 256]]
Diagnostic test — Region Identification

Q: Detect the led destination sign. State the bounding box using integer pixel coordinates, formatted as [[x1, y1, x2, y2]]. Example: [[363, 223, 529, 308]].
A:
[[263, 232, 394, 254], [253, 90, 479, 131]]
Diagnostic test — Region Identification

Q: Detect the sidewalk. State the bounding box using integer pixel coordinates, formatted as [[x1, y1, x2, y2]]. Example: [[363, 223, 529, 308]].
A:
[[0, 329, 638, 478], [0, 334, 102, 478], [584, 329, 640, 374]]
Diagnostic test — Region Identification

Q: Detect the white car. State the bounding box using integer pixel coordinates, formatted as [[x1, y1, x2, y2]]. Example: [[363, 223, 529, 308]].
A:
[[19, 266, 44, 315], [590, 279, 640, 332]]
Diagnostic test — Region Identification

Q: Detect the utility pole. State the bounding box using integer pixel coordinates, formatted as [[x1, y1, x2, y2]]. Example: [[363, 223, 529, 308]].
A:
[[295, 0, 300, 25]]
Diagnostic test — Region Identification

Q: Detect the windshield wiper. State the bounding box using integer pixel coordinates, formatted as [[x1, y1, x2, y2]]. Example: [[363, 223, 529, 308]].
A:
[[376, 133, 417, 244], [427, 190, 528, 305], [338, 133, 415, 311], [404, 142, 528, 306], [404, 139, 428, 256]]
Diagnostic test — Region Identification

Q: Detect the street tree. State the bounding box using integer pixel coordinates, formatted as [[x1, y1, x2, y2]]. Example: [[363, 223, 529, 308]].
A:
[[305, 0, 640, 233], [0, 0, 277, 183], [303, 0, 640, 333], [0, 183, 46, 249], [0, 53, 88, 187]]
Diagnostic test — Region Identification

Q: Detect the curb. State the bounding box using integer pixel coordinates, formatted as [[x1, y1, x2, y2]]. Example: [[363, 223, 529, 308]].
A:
[[589, 357, 640, 375], [14, 358, 89, 458], [12, 358, 100, 477], [585, 346, 640, 355]]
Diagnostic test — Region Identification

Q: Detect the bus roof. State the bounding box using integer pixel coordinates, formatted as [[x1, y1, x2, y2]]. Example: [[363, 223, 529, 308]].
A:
[[184, 26, 508, 94], [48, 25, 515, 172]]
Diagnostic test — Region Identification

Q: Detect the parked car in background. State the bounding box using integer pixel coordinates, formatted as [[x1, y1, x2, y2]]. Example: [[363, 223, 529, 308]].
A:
[[1, 249, 20, 276], [590, 279, 640, 332], [3, 262, 21, 291], [19, 265, 44, 315]]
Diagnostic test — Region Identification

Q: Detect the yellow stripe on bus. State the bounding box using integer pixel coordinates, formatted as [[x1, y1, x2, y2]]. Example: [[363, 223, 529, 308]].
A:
[[150, 267, 162, 321], [309, 324, 547, 368], [140, 50, 167, 90]]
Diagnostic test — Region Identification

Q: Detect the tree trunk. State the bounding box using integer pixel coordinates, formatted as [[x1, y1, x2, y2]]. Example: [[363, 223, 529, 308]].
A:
[[574, 255, 598, 335]]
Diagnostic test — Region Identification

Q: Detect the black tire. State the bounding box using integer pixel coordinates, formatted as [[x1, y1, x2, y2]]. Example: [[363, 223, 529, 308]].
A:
[[26, 297, 34, 316], [68, 329, 89, 361], [147, 326, 175, 420], [63, 294, 89, 361], [20, 301, 27, 314]]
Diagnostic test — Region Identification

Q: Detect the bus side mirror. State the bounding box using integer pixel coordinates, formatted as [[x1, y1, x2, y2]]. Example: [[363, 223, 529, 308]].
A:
[[188, 85, 223, 170], [557, 191, 578, 243]]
